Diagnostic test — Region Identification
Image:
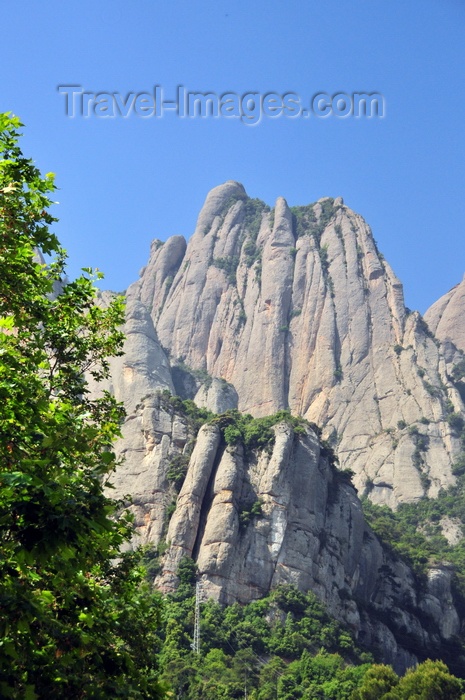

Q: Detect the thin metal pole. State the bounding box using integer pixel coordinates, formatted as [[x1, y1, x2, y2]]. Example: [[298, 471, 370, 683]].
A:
[[191, 581, 201, 655]]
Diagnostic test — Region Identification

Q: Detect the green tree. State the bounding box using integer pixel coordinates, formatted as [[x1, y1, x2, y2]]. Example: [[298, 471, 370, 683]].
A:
[[0, 113, 167, 698], [158, 618, 197, 700], [395, 659, 463, 699], [257, 656, 287, 700], [350, 664, 399, 699]]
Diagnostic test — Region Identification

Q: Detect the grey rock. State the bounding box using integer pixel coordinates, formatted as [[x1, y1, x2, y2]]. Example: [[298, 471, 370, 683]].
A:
[[111, 291, 174, 412], [425, 275, 465, 353], [130, 184, 463, 505], [155, 422, 461, 671], [194, 378, 239, 413], [87, 183, 465, 669], [439, 516, 464, 546], [86, 292, 180, 548]]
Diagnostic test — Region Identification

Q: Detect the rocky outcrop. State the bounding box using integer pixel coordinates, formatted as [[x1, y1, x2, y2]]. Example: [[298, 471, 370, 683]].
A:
[[111, 290, 174, 411], [88, 185, 465, 670], [88, 291, 192, 547], [94, 368, 462, 671], [110, 392, 195, 549], [425, 275, 465, 353], [127, 182, 464, 506], [193, 378, 238, 414], [155, 420, 461, 673]]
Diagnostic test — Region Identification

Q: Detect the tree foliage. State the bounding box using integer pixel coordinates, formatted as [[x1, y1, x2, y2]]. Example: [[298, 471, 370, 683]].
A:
[[362, 474, 465, 606], [155, 573, 465, 698], [155, 583, 374, 698], [0, 113, 167, 698], [352, 660, 463, 700]]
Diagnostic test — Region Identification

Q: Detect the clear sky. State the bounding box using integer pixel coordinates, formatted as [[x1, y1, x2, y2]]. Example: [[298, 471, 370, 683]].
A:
[[2, 0, 465, 313]]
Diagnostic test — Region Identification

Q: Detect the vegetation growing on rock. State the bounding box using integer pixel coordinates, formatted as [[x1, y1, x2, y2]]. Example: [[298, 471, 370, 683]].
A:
[[362, 478, 465, 604]]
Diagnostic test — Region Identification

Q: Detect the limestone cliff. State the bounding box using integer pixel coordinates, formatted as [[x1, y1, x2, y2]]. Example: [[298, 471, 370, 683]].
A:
[[127, 182, 464, 507]]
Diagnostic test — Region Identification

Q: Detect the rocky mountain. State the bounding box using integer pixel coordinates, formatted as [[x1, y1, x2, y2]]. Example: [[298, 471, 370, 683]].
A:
[[155, 403, 461, 673], [103, 383, 462, 672], [425, 275, 465, 355], [95, 182, 465, 670], [125, 181, 464, 507]]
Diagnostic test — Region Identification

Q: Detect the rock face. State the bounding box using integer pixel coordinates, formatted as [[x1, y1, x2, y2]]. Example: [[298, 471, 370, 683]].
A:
[[425, 275, 465, 354], [193, 378, 238, 414], [155, 419, 460, 673], [127, 182, 464, 507], [93, 182, 465, 671], [89, 291, 188, 547]]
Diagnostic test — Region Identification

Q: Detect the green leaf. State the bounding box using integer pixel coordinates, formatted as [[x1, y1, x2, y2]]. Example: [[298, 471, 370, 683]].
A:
[[78, 612, 94, 628], [0, 316, 14, 329], [24, 685, 38, 700], [37, 590, 54, 604], [0, 472, 33, 487]]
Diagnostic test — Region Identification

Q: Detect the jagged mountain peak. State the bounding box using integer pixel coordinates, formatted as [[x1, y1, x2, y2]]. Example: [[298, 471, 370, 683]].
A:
[[195, 180, 247, 236], [123, 184, 463, 506], [92, 182, 465, 669]]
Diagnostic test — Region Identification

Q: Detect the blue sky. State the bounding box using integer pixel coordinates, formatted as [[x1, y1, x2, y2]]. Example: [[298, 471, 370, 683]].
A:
[[2, 0, 465, 312]]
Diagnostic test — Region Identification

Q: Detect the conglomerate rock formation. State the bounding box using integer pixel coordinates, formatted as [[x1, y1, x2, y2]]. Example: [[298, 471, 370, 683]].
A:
[[125, 181, 464, 507], [95, 182, 465, 670], [425, 275, 465, 354], [155, 410, 460, 672]]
